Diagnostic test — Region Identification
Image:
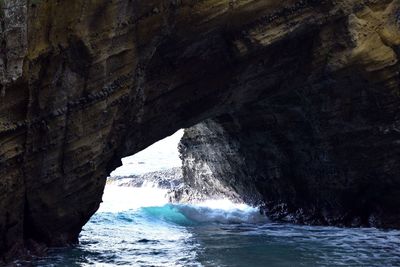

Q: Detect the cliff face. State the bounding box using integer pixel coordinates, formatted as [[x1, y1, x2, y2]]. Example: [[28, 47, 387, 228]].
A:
[[0, 0, 399, 262], [174, 120, 262, 204], [178, 102, 400, 227]]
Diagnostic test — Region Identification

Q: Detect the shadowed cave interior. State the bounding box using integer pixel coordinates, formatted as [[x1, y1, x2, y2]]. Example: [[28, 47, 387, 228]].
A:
[[0, 0, 400, 265], [24, 123, 400, 266]]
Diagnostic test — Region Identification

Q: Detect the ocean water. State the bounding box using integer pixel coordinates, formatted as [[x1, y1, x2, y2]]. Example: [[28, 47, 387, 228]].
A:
[[31, 184, 400, 267], [28, 131, 400, 266]]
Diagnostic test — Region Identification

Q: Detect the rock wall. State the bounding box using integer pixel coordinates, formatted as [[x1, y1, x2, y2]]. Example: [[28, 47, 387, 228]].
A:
[[174, 120, 261, 204], [179, 97, 400, 227], [0, 0, 399, 262], [108, 167, 182, 189]]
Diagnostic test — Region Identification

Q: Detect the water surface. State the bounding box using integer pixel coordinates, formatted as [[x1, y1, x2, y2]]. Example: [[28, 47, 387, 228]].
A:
[[31, 130, 400, 266], [32, 185, 400, 267]]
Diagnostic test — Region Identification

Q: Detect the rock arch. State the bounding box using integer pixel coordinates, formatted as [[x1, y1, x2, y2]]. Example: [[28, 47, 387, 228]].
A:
[[0, 0, 399, 261]]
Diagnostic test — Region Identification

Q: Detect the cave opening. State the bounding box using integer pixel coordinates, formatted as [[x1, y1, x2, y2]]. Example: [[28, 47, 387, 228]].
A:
[[42, 127, 266, 266], [103, 129, 185, 212], [2, 0, 398, 264], [29, 121, 400, 267]]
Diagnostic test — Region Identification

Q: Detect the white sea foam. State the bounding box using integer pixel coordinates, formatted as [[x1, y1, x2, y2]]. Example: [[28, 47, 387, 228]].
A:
[[98, 185, 170, 213], [176, 200, 267, 224], [99, 184, 266, 225], [35, 125, 400, 266]]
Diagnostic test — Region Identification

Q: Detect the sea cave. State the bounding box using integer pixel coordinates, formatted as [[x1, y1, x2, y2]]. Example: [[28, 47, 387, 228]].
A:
[[1, 0, 400, 266]]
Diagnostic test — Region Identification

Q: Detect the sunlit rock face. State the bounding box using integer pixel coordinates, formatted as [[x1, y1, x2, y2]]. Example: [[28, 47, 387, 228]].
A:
[[0, 0, 399, 262]]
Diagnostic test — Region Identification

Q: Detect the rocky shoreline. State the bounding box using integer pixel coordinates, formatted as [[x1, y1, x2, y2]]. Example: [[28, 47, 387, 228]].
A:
[[107, 167, 183, 190], [1, 0, 399, 262]]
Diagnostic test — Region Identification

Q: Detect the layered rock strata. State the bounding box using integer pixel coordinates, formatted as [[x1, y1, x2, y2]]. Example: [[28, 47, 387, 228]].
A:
[[0, 0, 399, 262]]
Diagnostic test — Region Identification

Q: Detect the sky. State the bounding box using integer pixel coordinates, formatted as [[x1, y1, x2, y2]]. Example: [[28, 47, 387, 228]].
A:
[[110, 129, 184, 176]]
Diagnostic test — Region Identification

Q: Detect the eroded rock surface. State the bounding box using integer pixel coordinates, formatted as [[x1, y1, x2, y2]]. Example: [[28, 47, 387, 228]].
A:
[[0, 0, 399, 262], [108, 167, 182, 189]]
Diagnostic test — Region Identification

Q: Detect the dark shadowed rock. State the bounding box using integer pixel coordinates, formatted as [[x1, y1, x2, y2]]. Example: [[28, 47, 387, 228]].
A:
[[176, 113, 400, 228], [0, 0, 399, 262]]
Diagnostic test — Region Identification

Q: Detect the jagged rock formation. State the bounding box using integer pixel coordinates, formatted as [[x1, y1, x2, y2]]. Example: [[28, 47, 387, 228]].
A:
[[108, 167, 182, 189], [172, 121, 261, 204], [178, 107, 400, 227], [0, 0, 399, 262]]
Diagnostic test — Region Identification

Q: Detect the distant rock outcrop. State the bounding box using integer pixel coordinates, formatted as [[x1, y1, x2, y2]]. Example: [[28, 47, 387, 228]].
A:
[[108, 167, 182, 189]]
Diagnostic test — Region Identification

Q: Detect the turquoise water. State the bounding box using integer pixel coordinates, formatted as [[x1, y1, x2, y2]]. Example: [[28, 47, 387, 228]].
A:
[[32, 185, 400, 267]]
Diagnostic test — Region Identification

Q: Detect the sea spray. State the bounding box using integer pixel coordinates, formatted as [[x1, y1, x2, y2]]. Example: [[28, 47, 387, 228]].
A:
[[100, 184, 266, 226], [98, 184, 170, 213], [31, 184, 400, 267]]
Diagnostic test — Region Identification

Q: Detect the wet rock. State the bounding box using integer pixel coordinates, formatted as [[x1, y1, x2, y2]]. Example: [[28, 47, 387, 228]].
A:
[[0, 0, 399, 262], [108, 167, 183, 190]]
